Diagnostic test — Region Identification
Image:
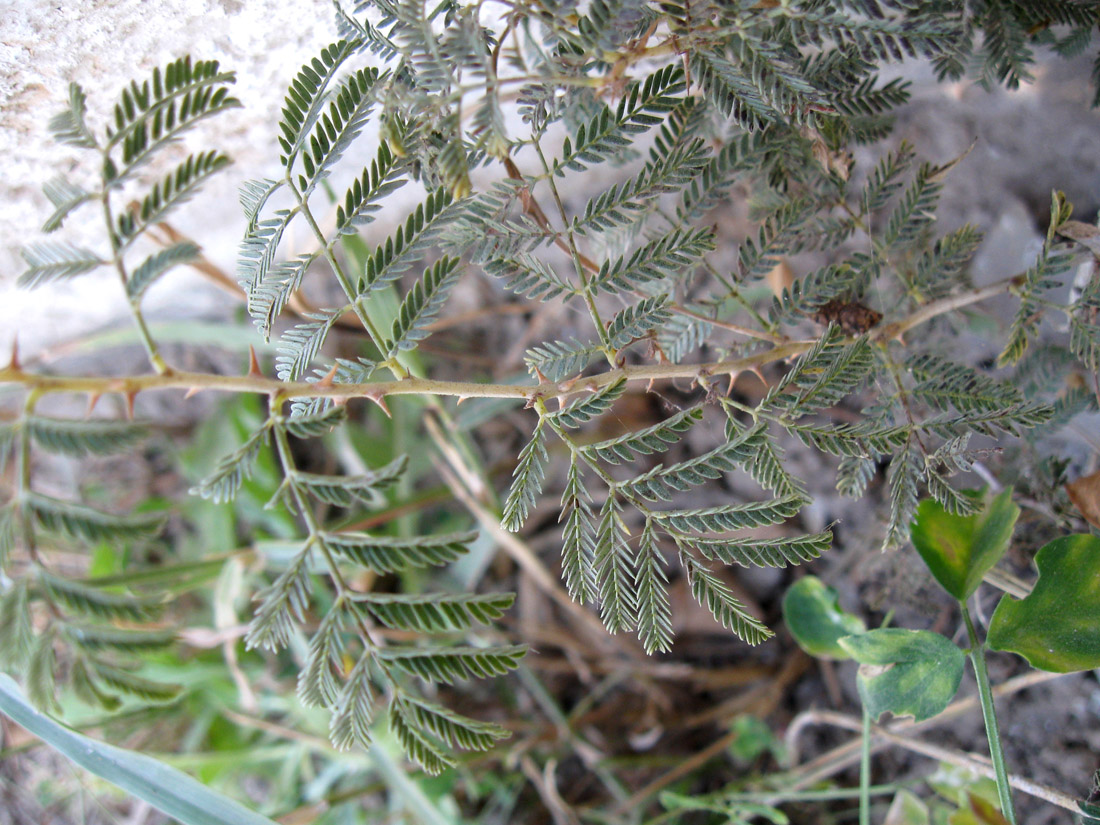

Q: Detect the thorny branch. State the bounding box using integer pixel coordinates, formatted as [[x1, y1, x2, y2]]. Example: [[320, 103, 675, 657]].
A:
[[0, 272, 1022, 408]]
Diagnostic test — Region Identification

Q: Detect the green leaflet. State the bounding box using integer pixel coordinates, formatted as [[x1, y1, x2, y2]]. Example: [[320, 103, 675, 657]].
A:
[[697, 531, 832, 569], [383, 256, 462, 358], [379, 644, 527, 685], [0, 580, 34, 669], [581, 406, 701, 465], [987, 534, 1100, 673], [278, 41, 360, 164], [325, 531, 475, 573], [335, 142, 406, 233], [191, 426, 270, 504], [355, 592, 516, 633], [782, 576, 866, 659], [910, 488, 1019, 602], [559, 457, 596, 605], [29, 494, 165, 544], [839, 629, 964, 722], [635, 521, 673, 654], [19, 241, 105, 288], [501, 422, 547, 532], [117, 151, 231, 247], [297, 68, 381, 194], [48, 82, 97, 148], [286, 454, 408, 508], [525, 338, 601, 382], [283, 405, 348, 439], [40, 572, 163, 622], [392, 693, 510, 753], [41, 175, 93, 233], [26, 416, 146, 457], [593, 495, 635, 634], [127, 242, 201, 301], [606, 296, 673, 351], [683, 554, 772, 645], [105, 57, 239, 183], [548, 378, 627, 429], [651, 494, 804, 533]]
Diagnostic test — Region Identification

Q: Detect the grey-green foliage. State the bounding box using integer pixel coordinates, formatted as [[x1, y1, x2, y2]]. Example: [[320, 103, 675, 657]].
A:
[[7, 0, 1100, 784]]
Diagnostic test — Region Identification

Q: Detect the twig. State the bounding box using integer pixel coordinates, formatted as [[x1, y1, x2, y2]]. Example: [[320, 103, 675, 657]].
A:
[[791, 709, 1081, 815], [783, 671, 1068, 798], [610, 651, 809, 816]]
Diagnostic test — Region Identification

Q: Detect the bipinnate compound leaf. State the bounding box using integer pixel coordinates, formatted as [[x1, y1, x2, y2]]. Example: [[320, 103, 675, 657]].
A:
[[782, 576, 866, 659], [910, 488, 1018, 601], [987, 534, 1100, 672], [838, 629, 964, 722]]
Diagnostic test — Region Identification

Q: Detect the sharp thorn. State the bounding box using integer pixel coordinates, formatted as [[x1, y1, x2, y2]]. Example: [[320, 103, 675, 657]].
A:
[[184, 386, 202, 399], [8, 337, 19, 372], [727, 371, 739, 395], [123, 390, 138, 420], [366, 392, 391, 418], [247, 345, 263, 378], [85, 393, 102, 416], [316, 364, 339, 390]]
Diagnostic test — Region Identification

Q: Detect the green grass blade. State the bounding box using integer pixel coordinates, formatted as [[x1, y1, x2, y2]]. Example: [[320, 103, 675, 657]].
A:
[[0, 674, 278, 825]]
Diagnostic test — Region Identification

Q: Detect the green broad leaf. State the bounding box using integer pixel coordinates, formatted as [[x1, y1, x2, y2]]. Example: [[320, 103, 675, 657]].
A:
[[0, 674, 278, 825], [782, 576, 866, 659], [987, 534, 1100, 672], [839, 629, 964, 722], [884, 789, 930, 825], [926, 762, 1000, 810], [910, 488, 1018, 601]]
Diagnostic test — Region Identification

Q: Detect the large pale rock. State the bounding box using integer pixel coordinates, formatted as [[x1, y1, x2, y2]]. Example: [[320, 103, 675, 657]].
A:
[[0, 0, 334, 359]]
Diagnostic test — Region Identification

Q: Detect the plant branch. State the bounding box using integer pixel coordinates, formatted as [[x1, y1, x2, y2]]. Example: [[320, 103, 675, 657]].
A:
[[962, 603, 1017, 823], [783, 671, 1067, 800], [1, 271, 1026, 403]]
